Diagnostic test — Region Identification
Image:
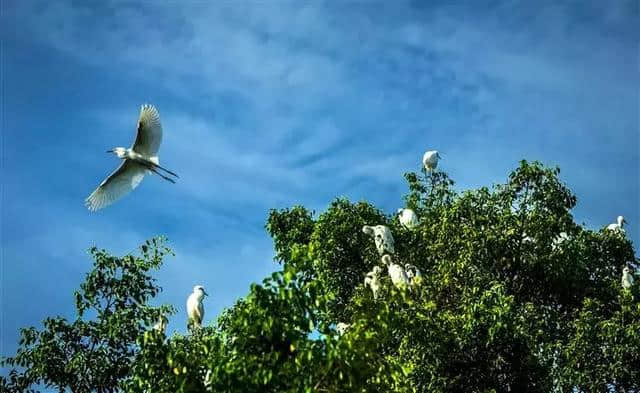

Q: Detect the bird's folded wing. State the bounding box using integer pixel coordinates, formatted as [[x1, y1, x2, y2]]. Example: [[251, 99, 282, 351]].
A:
[[196, 304, 204, 321], [85, 160, 146, 211], [132, 104, 163, 157]]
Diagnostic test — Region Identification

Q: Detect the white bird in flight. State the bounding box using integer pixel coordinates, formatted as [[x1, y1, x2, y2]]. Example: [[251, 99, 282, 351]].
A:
[[397, 208, 419, 229], [422, 150, 441, 172], [364, 265, 382, 300], [187, 285, 208, 331], [382, 255, 410, 290], [622, 266, 634, 289], [85, 104, 178, 211], [607, 216, 627, 233]]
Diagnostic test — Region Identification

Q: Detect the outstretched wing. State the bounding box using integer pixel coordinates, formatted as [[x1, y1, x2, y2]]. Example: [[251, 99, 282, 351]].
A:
[[132, 104, 163, 157], [85, 160, 146, 211]]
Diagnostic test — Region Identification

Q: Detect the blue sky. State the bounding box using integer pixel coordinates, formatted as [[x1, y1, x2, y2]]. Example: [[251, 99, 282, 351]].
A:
[[1, 0, 638, 365]]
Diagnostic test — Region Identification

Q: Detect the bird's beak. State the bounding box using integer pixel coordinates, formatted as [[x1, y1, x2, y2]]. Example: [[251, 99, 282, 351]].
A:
[[204, 291, 209, 296], [106, 149, 113, 153]]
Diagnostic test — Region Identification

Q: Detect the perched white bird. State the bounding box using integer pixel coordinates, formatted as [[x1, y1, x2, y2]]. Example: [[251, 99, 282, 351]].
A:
[[153, 315, 168, 335], [187, 285, 208, 331], [607, 216, 627, 233], [336, 322, 350, 335], [364, 266, 382, 299], [362, 225, 395, 255], [622, 266, 634, 289], [552, 232, 569, 251], [397, 208, 419, 229], [382, 255, 410, 290], [522, 233, 534, 244], [85, 104, 178, 211], [404, 263, 423, 286], [422, 150, 441, 172], [204, 369, 213, 391]]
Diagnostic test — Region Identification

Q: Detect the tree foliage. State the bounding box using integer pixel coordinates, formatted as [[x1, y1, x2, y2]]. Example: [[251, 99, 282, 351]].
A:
[[3, 161, 639, 392], [1, 237, 175, 393]]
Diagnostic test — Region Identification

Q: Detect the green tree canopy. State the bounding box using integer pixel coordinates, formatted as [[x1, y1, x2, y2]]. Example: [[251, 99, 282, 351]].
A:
[[3, 161, 638, 393]]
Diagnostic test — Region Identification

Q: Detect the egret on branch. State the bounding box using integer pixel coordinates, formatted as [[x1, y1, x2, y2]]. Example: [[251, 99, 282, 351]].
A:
[[336, 323, 350, 335], [364, 265, 382, 299], [397, 208, 419, 229], [382, 255, 410, 290], [187, 285, 208, 331], [85, 104, 178, 211], [153, 315, 168, 335], [404, 263, 423, 286], [422, 150, 441, 172], [607, 216, 627, 233], [622, 266, 634, 289], [362, 225, 395, 255], [552, 232, 569, 251]]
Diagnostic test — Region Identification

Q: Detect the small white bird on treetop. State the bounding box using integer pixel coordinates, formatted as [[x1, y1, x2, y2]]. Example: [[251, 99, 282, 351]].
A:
[[382, 255, 410, 290], [153, 314, 168, 335], [622, 266, 634, 289], [187, 285, 208, 331], [336, 323, 350, 335], [552, 232, 569, 251], [404, 263, 423, 286], [607, 216, 627, 233], [397, 208, 419, 229], [204, 369, 212, 391], [422, 150, 441, 172], [85, 104, 178, 211], [362, 225, 395, 255], [522, 233, 534, 244], [364, 265, 382, 299]]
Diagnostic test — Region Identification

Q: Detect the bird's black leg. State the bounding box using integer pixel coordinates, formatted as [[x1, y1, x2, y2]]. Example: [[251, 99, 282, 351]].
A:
[[152, 162, 179, 178], [153, 168, 176, 183], [142, 163, 176, 183]]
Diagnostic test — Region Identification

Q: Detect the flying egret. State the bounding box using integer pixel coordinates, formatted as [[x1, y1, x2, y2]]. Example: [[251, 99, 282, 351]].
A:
[[382, 255, 410, 290], [153, 314, 168, 335], [85, 104, 178, 211], [607, 216, 627, 233], [422, 150, 441, 172], [336, 323, 350, 335], [397, 208, 419, 229], [187, 285, 208, 331], [404, 263, 423, 286], [364, 265, 382, 299], [362, 225, 395, 255], [622, 266, 634, 289]]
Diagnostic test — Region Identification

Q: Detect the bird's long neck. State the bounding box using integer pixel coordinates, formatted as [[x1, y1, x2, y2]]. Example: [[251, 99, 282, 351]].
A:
[[126, 149, 144, 160]]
